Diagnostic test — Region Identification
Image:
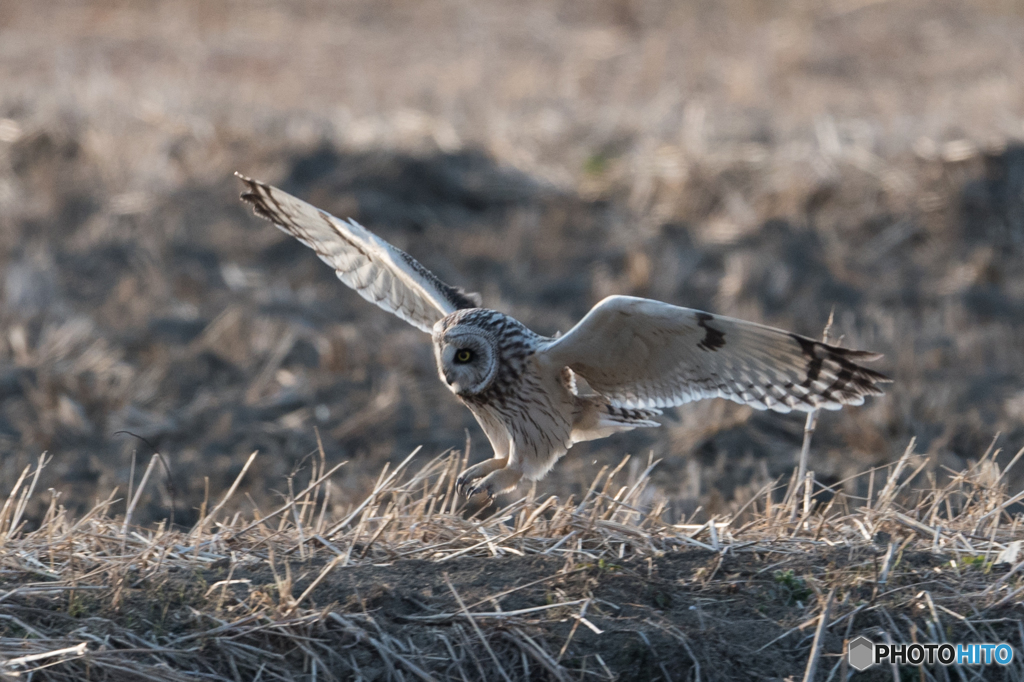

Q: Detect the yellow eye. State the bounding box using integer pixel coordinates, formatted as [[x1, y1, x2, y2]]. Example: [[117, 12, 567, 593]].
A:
[[455, 349, 473, 363]]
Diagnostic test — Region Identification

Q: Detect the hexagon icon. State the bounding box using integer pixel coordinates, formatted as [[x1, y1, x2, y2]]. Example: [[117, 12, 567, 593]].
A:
[[848, 636, 875, 671]]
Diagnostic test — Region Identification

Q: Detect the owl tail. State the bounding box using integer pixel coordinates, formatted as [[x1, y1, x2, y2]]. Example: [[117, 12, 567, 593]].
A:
[[570, 396, 661, 444]]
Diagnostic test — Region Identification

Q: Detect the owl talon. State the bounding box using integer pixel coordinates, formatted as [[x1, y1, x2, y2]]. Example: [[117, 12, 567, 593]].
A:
[[455, 457, 508, 498], [456, 475, 491, 500], [467, 482, 493, 500]]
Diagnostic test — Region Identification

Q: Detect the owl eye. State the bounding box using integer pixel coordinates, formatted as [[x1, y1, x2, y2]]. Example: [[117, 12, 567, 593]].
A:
[[454, 349, 474, 364]]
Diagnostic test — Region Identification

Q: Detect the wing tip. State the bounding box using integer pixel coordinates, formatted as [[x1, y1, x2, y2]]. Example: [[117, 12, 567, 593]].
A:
[[796, 335, 893, 389], [234, 171, 260, 196], [235, 172, 279, 223]]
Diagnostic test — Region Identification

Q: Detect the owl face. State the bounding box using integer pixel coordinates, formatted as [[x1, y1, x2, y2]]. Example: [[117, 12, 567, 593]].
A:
[[434, 326, 498, 397]]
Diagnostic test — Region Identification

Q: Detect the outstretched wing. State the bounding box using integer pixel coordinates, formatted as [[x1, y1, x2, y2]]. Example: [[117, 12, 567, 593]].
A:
[[541, 295, 889, 413], [236, 173, 480, 332]]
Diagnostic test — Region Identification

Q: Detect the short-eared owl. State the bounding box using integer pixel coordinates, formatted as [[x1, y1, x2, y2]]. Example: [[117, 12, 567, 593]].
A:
[[237, 173, 889, 499]]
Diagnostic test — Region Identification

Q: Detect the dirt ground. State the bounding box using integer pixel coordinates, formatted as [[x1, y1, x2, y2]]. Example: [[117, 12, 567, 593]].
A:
[[182, 548, 1020, 681], [1, 0, 1023, 552], [4, 537, 1019, 681]]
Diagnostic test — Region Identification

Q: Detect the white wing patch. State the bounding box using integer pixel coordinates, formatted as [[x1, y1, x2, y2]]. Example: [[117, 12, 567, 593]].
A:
[[236, 174, 480, 333], [541, 295, 889, 414]]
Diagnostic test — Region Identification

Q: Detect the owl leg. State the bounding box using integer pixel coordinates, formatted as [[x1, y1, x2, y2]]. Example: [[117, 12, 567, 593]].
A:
[[456, 456, 508, 497], [466, 466, 523, 500]]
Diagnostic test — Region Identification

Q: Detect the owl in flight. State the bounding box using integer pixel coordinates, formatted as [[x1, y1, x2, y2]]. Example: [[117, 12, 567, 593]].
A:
[[236, 173, 889, 499]]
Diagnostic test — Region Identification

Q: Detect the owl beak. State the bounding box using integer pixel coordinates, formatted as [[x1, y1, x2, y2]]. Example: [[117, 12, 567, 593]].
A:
[[443, 371, 465, 395]]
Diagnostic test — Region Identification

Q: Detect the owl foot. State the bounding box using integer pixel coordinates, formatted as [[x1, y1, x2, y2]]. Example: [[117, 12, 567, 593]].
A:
[[463, 468, 523, 500], [458, 475, 498, 500], [456, 456, 509, 498], [466, 481, 495, 500]]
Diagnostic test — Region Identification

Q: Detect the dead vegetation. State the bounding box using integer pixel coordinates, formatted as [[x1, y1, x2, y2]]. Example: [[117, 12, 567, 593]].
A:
[[0, 439, 1021, 681]]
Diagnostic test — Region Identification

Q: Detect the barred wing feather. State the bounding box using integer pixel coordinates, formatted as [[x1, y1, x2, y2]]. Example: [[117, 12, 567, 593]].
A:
[[542, 296, 889, 413], [236, 173, 480, 333]]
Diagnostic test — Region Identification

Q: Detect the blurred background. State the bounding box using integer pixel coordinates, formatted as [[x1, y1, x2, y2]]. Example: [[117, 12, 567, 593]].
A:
[[1, 0, 1023, 525]]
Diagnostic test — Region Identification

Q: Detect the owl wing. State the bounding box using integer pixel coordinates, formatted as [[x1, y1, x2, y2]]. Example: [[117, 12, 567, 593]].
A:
[[236, 173, 480, 333], [541, 295, 889, 413]]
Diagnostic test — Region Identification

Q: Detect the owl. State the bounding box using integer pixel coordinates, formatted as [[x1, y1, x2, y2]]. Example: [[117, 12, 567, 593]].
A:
[[236, 173, 889, 499]]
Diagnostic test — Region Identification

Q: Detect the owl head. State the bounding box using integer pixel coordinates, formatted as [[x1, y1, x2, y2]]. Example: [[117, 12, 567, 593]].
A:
[[433, 324, 499, 396]]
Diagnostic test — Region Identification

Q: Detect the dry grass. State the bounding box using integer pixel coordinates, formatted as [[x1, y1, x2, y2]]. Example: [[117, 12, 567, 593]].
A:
[[0, 439, 1021, 680]]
